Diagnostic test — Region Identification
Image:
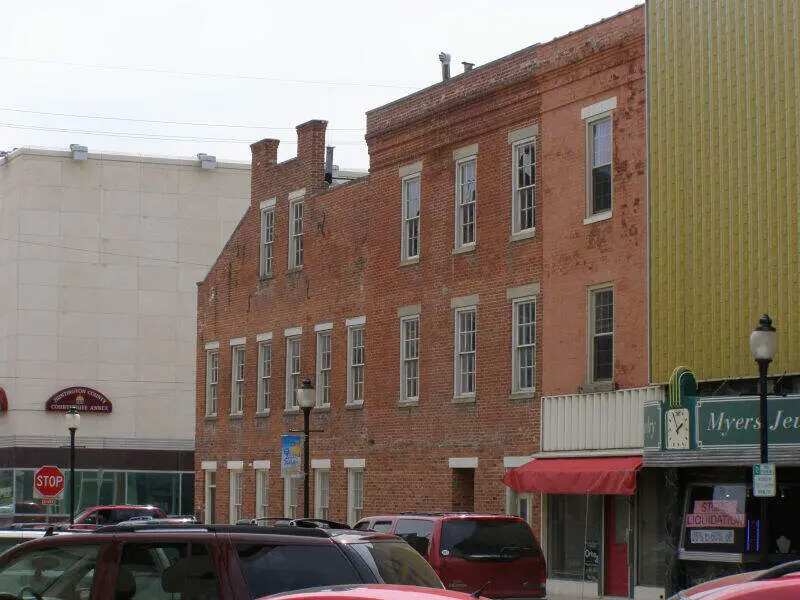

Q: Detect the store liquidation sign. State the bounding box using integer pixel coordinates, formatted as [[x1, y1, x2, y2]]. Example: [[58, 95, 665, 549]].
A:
[[45, 387, 113, 413], [696, 395, 800, 447]]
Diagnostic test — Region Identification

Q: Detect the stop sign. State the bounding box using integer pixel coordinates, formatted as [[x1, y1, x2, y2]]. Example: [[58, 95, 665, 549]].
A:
[[33, 465, 65, 499]]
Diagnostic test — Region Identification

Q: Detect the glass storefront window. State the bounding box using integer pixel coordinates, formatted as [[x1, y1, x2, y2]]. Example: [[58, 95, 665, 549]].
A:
[[547, 494, 602, 581], [637, 469, 667, 586], [126, 471, 180, 514]]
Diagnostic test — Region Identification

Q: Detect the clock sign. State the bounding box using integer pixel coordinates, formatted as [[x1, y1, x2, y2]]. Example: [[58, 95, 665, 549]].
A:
[[666, 408, 690, 450], [664, 366, 697, 451]]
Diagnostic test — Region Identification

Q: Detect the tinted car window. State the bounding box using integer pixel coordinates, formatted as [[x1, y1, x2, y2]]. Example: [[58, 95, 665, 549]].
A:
[[0, 544, 99, 600], [372, 520, 393, 533], [441, 519, 541, 558], [236, 543, 361, 597], [348, 540, 443, 588], [395, 519, 434, 557]]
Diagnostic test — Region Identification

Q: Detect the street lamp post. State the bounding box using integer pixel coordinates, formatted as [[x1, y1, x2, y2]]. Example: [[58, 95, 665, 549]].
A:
[[65, 407, 81, 525], [295, 378, 316, 519], [749, 314, 778, 568]]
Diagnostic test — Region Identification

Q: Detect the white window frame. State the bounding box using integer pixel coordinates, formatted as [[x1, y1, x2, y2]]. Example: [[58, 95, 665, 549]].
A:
[[400, 314, 420, 404], [512, 297, 536, 393], [588, 285, 615, 383], [288, 195, 304, 270], [205, 348, 219, 417], [454, 155, 477, 249], [230, 344, 245, 415], [229, 469, 243, 524], [316, 327, 332, 408], [285, 335, 301, 410], [506, 486, 533, 523], [259, 199, 275, 277], [255, 469, 269, 520], [257, 340, 271, 414], [284, 476, 299, 519], [204, 467, 216, 525], [314, 469, 330, 521], [511, 137, 536, 235], [347, 468, 364, 525], [401, 173, 421, 261], [346, 320, 365, 406], [453, 306, 477, 399], [586, 114, 613, 219]]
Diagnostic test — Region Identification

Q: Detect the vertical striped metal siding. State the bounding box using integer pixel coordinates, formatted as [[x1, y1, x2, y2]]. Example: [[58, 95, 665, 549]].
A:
[[648, 1, 800, 383], [541, 387, 660, 452]]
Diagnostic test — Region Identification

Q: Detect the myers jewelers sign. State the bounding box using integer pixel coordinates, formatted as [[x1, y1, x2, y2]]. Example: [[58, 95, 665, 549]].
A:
[[45, 387, 113, 413], [696, 395, 800, 448]]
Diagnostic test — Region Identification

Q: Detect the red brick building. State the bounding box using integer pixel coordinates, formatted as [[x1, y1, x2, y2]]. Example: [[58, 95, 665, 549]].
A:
[[195, 5, 646, 552]]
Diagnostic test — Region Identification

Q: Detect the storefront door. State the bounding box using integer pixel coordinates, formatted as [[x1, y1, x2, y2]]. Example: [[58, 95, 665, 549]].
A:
[[604, 495, 629, 597]]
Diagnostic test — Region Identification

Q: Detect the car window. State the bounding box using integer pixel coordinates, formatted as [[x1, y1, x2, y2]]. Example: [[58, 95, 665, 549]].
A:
[[441, 519, 542, 559], [235, 543, 361, 597], [371, 520, 393, 533], [352, 521, 372, 531], [0, 544, 99, 600], [347, 540, 443, 589], [395, 519, 434, 557], [158, 542, 220, 600]]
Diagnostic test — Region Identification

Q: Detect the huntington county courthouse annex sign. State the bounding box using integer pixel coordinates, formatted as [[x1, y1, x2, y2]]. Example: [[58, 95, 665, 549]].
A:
[[44, 387, 113, 414]]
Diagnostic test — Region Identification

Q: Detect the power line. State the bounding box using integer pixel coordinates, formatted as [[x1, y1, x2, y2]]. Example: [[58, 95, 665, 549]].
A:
[[0, 106, 366, 132], [0, 235, 213, 268], [0, 55, 418, 89], [0, 121, 367, 145]]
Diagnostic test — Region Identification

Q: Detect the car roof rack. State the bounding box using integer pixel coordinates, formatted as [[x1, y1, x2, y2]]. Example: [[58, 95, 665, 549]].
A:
[[93, 522, 333, 537], [235, 517, 351, 530]]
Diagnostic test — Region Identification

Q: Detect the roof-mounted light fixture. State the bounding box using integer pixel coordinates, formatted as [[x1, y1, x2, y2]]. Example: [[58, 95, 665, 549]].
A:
[[197, 153, 217, 170], [70, 144, 88, 161]]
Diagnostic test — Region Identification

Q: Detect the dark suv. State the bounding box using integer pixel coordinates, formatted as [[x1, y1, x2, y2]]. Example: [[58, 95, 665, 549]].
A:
[[353, 513, 546, 599], [0, 522, 443, 600]]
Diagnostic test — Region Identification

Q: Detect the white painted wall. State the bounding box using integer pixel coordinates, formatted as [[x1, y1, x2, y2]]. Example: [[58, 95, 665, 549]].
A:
[[0, 149, 250, 448]]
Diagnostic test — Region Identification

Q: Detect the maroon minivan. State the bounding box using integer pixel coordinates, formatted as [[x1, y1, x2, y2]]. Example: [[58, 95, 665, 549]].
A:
[[353, 513, 547, 599]]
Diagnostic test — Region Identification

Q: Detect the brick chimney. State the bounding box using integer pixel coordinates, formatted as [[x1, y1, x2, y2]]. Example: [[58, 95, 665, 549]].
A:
[[296, 120, 328, 190], [250, 138, 280, 169]]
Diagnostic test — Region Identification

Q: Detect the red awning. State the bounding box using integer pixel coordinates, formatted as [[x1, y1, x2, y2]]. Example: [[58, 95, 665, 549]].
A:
[[503, 455, 643, 495]]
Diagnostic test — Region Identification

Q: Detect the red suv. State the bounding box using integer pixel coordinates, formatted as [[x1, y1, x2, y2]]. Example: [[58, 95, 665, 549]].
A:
[[353, 513, 546, 599]]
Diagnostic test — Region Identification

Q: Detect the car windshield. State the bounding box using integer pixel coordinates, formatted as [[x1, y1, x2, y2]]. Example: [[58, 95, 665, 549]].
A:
[[0, 544, 99, 600], [347, 540, 444, 588], [441, 519, 540, 559]]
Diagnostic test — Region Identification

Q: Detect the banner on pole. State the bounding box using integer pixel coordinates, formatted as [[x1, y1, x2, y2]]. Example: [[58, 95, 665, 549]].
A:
[[281, 435, 303, 478]]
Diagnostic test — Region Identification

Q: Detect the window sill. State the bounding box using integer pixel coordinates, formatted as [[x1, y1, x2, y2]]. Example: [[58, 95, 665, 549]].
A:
[[255, 409, 270, 418], [345, 402, 364, 410], [229, 412, 244, 420], [399, 257, 420, 267], [583, 211, 612, 225], [581, 380, 614, 393], [204, 414, 218, 422], [284, 407, 300, 415], [452, 395, 476, 405], [398, 399, 419, 408], [286, 267, 303, 275], [452, 244, 476, 256], [314, 405, 332, 413], [510, 228, 536, 243], [509, 390, 536, 401], [259, 274, 274, 281]]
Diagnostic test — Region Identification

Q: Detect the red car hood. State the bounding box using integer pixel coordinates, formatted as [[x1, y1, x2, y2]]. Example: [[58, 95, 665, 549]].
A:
[[678, 571, 765, 598]]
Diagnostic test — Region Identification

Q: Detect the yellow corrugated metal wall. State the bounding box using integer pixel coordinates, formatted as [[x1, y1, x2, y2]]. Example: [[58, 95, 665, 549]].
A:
[[649, 0, 800, 383]]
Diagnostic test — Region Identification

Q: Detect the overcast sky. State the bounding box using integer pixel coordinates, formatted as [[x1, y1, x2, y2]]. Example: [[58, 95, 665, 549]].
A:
[[1, 0, 640, 170]]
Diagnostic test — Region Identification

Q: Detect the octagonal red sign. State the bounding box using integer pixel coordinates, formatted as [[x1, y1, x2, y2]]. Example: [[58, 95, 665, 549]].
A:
[[34, 465, 65, 499]]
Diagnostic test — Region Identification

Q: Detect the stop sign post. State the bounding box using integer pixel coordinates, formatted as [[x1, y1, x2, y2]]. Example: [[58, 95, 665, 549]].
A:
[[34, 465, 65, 500]]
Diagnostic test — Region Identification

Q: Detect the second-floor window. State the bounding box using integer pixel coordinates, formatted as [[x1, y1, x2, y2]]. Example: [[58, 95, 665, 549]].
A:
[[260, 202, 275, 277], [590, 287, 614, 382], [454, 307, 476, 397], [285, 336, 301, 409], [512, 138, 536, 233], [289, 197, 304, 270], [455, 157, 476, 248], [231, 344, 245, 414], [206, 348, 219, 416], [400, 315, 419, 403], [513, 298, 536, 392], [589, 117, 612, 215], [257, 341, 271, 413], [402, 174, 420, 260], [347, 325, 365, 405], [316, 330, 332, 407]]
